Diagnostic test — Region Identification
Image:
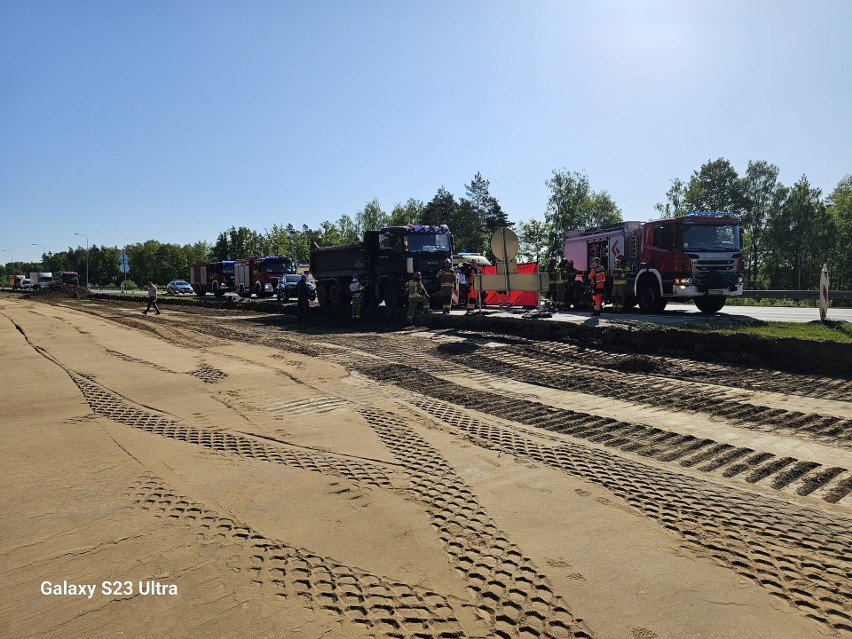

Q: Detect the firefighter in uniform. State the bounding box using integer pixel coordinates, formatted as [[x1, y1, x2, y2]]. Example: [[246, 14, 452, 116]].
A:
[[553, 260, 565, 311], [407, 272, 429, 324], [438, 259, 456, 314], [611, 255, 628, 313], [349, 273, 364, 321], [561, 259, 577, 309], [588, 256, 607, 316], [545, 258, 558, 303]]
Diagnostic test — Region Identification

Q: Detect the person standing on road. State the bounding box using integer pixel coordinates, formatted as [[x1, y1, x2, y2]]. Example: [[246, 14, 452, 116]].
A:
[[295, 274, 310, 321], [456, 265, 467, 306], [561, 259, 578, 309], [465, 263, 479, 314], [349, 273, 364, 321], [588, 257, 607, 316], [438, 259, 456, 314], [407, 272, 429, 324], [143, 281, 160, 315], [611, 255, 628, 313], [545, 258, 558, 304], [555, 259, 570, 311]]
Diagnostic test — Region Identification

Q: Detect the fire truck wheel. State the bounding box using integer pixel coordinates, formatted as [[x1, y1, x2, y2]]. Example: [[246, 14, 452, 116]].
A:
[[694, 295, 725, 314], [638, 281, 663, 313]]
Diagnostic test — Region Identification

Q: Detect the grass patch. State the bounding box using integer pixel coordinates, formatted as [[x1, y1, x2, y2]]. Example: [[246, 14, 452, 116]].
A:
[[663, 320, 852, 343]]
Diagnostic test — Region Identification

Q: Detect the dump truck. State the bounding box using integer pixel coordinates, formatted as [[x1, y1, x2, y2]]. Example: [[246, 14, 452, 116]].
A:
[[311, 224, 453, 308]]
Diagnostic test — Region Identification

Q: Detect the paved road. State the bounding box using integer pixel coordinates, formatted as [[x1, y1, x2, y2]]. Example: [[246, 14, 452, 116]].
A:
[[481, 303, 852, 326], [4, 287, 849, 324]]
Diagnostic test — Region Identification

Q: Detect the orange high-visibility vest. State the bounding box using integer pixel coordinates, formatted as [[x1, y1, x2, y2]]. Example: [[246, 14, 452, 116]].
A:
[[589, 265, 606, 290]]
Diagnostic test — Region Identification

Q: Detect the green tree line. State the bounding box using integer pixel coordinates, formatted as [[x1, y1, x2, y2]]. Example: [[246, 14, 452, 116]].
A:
[[3, 163, 849, 290]]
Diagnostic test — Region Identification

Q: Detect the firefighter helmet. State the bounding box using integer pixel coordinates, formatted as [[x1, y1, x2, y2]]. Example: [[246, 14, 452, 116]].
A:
[[566, 260, 574, 269], [414, 272, 422, 279], [615, 255, 625, 263], [352, 273, 359, 280], [559, 258, 569, 267]]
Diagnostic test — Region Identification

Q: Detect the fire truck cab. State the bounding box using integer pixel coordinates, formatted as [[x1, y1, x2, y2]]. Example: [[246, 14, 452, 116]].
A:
[[234, 256, 294, 298]]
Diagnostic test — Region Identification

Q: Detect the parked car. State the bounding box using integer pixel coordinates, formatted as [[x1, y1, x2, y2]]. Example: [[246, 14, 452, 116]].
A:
[[166, 279, 193, 295], [276, 273, 316, 302]]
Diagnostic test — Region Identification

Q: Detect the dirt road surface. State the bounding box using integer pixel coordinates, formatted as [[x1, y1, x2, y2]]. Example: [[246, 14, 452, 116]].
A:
[[2, 293, 850, 639]]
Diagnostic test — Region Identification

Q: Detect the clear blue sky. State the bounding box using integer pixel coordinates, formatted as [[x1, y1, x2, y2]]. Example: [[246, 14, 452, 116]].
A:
[[2, 0, 850, 265]]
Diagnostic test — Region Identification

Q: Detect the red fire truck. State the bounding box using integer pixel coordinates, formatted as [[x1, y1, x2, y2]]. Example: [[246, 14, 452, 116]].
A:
[[563, 212, 744, 314], [189, 261, 236, 297], [233, 255, 294, 298]]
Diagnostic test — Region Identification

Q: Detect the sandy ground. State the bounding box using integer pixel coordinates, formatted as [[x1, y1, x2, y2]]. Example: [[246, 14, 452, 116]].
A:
[[1, 294, 849, 638]]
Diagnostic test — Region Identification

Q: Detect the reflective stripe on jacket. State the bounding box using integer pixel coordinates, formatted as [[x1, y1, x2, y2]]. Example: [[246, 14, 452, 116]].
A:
[[438, 268, 455, 290], [407, 279, 423, 299]]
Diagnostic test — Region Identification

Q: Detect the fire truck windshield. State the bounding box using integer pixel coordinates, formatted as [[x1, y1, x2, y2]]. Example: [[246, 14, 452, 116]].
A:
[[407, 234, 451, 253], [263, 258, 294, 274], [678, 223, 740, 251]]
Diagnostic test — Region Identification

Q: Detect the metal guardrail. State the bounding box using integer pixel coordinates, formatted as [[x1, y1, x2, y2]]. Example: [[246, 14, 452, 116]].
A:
[[741, 290, 852, 301]]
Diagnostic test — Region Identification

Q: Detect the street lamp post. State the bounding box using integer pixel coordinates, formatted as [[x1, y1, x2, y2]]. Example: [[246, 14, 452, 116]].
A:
[[74, 232, 89, 289], [32, 243, 46, 269]]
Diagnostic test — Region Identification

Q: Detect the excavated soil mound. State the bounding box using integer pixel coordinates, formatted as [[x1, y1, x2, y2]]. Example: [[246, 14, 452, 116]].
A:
[[612, 354, 663, 373], [22, 284, 91, 299]]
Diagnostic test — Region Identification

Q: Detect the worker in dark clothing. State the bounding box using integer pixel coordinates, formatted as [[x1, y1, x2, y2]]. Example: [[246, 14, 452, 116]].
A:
[[560, 259, 578, 309], [545, 258, 558, 303], [350, 273, 364, 321], [295, 274, 310, 321], [553, 260, 566, 311], [588, 257, 606, 316]]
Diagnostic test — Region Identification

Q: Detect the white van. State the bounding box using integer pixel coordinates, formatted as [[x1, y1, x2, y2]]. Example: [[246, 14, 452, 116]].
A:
[[452, 253, 491, 268]]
